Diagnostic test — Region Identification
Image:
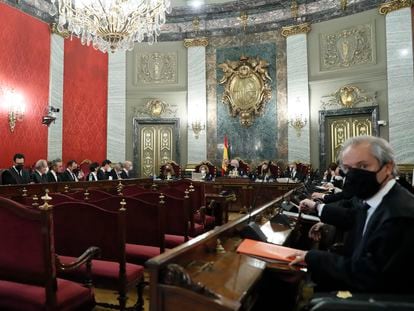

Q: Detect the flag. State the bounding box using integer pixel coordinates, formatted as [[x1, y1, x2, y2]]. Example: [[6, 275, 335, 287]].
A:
[[222, 135, 229, 176]]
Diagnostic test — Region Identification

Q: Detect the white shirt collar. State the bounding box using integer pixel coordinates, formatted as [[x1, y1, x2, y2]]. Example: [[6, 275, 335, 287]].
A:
[[365, 179, 396, 209]]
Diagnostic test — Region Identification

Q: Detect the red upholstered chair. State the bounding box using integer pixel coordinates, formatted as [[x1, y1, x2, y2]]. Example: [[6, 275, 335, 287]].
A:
[[79, 159, 92, 180], [159, 161, 181, 179], [237, 159, 250, 176], [135, 191, 199, 248], [122, 185, 148, 197], [93, 196, 166, 265], [194, 161, 217, 177], [53, 202, 145, 311], [296, 162, 311, 181], [0, 196, 97, 311], [256, 161, 281, 178]]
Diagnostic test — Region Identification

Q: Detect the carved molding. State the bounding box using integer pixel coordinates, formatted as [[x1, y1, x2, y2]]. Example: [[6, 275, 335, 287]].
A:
[[218, 56, 272, 127], [162, 264, 220, 299], [321, 85, 376, 109], [281, 23, 311, 38], [379, 0, 412, 15], [135, 52, 178, 85], [184, 37, 209, 48], [50, 23, 70, 39], [134, 99, 177, 118], [320, 23, 375, 71]]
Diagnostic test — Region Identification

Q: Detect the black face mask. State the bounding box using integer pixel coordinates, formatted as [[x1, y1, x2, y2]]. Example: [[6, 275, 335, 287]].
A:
[[342, 166, 387, 199], [15, 164, 24, 171]]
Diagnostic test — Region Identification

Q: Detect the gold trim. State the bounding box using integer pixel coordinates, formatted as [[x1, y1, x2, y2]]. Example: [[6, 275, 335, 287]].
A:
[[50, 23, 70, 39], [184, 37, 209, 48], [379, 0, 412, 15], [281, 23, 311, 37], [397, 164, 414, 174]]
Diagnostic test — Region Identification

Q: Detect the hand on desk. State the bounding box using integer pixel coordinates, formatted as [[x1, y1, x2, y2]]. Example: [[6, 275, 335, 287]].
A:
[[288, 250, 308, 266], [308, 222, 325, 241], [311, 192, 325, 200], [299, 198, 317, 213]]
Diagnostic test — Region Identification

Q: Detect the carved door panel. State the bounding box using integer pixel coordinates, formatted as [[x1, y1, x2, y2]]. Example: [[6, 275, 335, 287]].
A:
[[327, 115, 372, 164], [139, 124, 175, 177]]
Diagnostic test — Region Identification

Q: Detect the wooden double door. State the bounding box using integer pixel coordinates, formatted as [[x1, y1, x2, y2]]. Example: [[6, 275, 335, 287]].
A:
[[134, 119, 179, 178], [319, 106, 379, 169]]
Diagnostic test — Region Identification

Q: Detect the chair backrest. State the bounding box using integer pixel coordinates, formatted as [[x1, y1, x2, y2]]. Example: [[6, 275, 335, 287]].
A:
[[122, 185, 147, 196], [194, 161, 216, 177], [160, 161, 181, 179], [93, 196, 165, 251], [136, 192, 190, 239], [0, 196, 56, 305], [50, 193, 79, 204], [237, 159, 250, 175], [296, 163, 311, 179], [53, 201, 125, 262], [256, 161, 280, 177], [67, 189, 115, 201], [79, 159, 92, 177]]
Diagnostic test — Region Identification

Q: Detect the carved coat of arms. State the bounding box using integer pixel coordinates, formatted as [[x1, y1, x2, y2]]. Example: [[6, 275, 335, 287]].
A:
[[218, 56, 272, 127]]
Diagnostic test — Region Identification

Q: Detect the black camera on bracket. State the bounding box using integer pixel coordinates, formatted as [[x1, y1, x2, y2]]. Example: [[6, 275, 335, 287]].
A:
[[42, 106, 60, 127]]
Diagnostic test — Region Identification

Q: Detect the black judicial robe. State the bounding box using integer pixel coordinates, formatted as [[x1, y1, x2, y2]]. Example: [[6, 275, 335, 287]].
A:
[[31, 171, 47, 184], [2, 167, 31, 185], [305, 183, 414, 293]]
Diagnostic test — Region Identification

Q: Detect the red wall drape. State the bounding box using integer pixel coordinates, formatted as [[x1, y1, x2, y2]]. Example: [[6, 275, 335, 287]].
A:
[[62, 38, 108, 164], [0, 3, 50, 169]]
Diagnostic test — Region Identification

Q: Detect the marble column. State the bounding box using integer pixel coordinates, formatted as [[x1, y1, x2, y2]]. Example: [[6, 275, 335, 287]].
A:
[[380, 0, 414, 163], [47, 34, 64, 160], [107, 51, 126, 162], [282, 23, 311, 163], [184, 38, 208, 164]]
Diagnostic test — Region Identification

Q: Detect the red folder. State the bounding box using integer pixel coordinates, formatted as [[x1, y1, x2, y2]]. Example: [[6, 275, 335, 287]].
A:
[[236, 239, 306, 265]]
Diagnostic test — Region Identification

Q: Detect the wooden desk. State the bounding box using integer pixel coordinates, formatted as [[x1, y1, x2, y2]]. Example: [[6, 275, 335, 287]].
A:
[[146, 187, 306, 311]]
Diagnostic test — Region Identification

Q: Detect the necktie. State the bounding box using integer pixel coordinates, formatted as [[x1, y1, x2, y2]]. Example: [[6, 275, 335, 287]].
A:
[[352, 202, 370, 260]]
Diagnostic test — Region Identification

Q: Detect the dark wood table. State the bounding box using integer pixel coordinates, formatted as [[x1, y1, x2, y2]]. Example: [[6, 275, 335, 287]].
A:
[[146, 186, 308, 311]]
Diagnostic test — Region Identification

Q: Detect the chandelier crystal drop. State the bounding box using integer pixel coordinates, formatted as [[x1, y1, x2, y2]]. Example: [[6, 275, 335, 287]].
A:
[[48, 0, 172, 53]]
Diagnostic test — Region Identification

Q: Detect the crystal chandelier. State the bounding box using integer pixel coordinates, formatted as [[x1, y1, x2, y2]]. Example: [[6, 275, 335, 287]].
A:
[[48, 0, 172, 53]]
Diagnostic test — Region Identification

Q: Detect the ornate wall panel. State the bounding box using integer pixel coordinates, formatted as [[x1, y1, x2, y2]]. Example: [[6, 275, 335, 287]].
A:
[[141, 126, 156, 177], [319, 23, 376, 71], [135, 52, 178, 85]]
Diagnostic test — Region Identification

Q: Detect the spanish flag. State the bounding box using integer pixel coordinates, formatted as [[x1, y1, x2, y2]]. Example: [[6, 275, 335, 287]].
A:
[[222, 135, 229, 176]]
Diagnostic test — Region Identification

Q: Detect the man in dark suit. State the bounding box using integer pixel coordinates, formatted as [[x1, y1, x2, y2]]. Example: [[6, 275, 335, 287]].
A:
[[284, 162, 304, 182], [60, 160, 79, 182], [47, 159, 63, 182], [31, 159, 48, 183], [97, 159, 118, 180], [291, 136, 414, 293], [120, 161, 133, 179], [1, 153, 31, 185]]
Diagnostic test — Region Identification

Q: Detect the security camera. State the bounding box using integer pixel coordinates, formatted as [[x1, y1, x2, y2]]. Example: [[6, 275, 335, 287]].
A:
[[42, 115, 56, 127]]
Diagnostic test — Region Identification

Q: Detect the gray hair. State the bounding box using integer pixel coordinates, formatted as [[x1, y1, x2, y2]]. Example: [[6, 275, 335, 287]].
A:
[[35, 159, 48, 170], [339, 135, 397, 176]]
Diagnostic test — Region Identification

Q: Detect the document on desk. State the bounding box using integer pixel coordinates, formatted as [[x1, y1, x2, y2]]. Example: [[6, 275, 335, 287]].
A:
[[237, 239, 306, 265]]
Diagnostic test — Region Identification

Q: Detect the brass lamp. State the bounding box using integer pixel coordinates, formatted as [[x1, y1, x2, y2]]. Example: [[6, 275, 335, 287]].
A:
[[289, 114, 307, 137]]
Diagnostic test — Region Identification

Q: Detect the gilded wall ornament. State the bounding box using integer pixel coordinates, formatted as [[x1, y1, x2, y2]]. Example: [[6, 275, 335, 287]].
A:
[[134, 99, 177, 118], [281, 23, 311, 37], [136, 52, 177, 85], [218, 56, 272, 127], [183, 37, 209, 48], [379, 0, 412, 15], [321, 85, 376, 109], [320, 24, 375, 71]]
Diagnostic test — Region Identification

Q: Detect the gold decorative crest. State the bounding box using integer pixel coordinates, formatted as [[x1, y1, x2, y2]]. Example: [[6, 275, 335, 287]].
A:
[[218, 56, 272, 127], [379, 0, 412, 15], [134, 99, 177, 118], [321, 85, 376, 109], [184, 37, 209, 48]]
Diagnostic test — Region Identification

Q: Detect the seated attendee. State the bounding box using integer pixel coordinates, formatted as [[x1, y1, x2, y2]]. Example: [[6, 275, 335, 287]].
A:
[[284, 162, 304, 181], [291, 136, 414, 293], [227, 159, 240, 176], [97, 159, 118, 180], [31, 159, 48, 183], [47, 158, 63, 182], [1, 153, 31, 185], [322, 162, 338, 183], [113, 162, 122, 179], [87, 162, 99, 181], [60, 160, 80, 182], [120, 161, 133, 179]]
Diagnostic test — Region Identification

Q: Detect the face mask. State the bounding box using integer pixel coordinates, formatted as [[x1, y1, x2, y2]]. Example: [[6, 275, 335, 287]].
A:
[[342, 166, 387, 199], [15, 164, 24, 171]]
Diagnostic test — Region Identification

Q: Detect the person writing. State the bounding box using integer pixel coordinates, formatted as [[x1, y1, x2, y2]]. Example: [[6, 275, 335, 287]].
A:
[[290, 136, 414, 293]]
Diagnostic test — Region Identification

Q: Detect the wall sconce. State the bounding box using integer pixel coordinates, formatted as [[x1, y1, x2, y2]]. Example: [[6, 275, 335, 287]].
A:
[[189, 120, 205, 139], [3, 89, 25, 133], [289, 114, 307, 137]]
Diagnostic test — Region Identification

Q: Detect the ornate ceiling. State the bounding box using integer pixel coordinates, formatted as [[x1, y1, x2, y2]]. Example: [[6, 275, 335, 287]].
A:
[[4, 0, 385, 41]]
